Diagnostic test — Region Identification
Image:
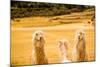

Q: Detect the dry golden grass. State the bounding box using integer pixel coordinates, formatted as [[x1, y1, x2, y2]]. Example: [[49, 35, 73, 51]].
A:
[[11, 10, 95, 65]]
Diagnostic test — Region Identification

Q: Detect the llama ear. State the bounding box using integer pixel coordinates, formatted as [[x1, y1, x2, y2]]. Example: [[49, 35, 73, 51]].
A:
[[64, 40, 68, 48], [57, 41, 61, 47], [64, 41, 67, 45], [32, 34, 35, 41], [32, 38, 33, 42]]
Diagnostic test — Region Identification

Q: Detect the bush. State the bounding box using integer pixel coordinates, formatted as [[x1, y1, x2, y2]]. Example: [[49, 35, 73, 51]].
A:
[[11, 1, 94, 19]]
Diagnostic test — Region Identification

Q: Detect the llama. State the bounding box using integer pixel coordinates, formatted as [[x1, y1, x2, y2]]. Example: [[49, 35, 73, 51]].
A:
[[32, 30, 48, 64], [74, 29, 86, 62], [57, 39, 71, 63]]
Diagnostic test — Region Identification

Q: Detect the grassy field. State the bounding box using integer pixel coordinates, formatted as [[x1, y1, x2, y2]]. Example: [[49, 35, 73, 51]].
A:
[[11, 9, 95, 65]]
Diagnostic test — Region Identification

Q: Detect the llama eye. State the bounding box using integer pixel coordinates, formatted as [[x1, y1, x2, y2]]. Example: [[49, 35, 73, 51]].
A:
[[80, 32, 82, 35], [36, 33, 38, 35]]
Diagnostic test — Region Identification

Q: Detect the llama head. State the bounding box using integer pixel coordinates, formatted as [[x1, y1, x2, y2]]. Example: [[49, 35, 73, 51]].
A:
[[32, 30, 44, 41], [58, 39, 67, 45], [76, 29, 85, 40], [57, 39, 68, 50]]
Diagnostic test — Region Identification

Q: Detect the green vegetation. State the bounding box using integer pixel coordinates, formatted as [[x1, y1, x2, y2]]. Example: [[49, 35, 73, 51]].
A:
[[11, 1, 95, 19]]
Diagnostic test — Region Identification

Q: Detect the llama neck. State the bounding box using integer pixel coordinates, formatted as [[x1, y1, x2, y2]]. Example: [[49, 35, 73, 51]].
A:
[[61, 53, 70, 63], [60, 45, 69, 62]]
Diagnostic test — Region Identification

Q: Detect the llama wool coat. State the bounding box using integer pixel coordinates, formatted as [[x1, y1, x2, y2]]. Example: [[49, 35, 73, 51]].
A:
[[34, 38, 48, 64], [76, 37, 86, 62]]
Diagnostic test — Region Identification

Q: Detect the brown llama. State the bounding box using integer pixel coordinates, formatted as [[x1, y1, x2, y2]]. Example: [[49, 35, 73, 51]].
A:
[[74, 29, 86, 62], [32, 30, 48, 64]]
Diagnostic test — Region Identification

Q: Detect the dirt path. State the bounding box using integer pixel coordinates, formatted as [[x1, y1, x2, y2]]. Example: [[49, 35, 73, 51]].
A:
[[11, 23, 94, 31]]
